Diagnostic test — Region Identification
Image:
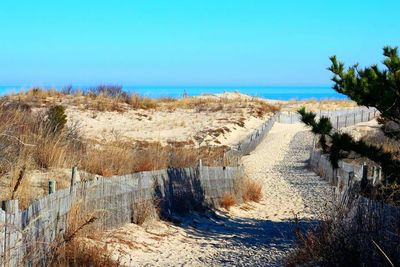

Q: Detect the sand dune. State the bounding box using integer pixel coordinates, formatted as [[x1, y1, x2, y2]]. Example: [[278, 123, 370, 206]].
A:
[[65, 93, 276, 147]]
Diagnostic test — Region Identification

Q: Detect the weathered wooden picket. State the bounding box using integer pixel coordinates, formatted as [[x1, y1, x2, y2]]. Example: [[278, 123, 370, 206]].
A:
[[0, 111, 278, 266], [306, 106, 382, 194], [1, 166, 245, 266], [0, 106, 380, 266], [309, 149, 384, 194], [278, 106, 378, 128]]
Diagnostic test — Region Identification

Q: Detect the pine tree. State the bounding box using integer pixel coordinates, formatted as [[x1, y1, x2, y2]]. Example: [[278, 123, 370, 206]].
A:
[[298, 47, 400, 186]]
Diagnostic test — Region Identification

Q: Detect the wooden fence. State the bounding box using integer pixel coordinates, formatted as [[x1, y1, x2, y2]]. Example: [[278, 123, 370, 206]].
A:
[[0, 111, 278, 266], [307, 105, 382, 196], [1, 166, 244, 266], [0, 106, 379, 266], [227, 113, 279, 157], [278, 106, 378, 128], [309, 149, 384, 195]]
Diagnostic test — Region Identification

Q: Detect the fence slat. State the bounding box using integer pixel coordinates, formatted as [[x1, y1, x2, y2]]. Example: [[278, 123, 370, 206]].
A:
[[0, 111, 280, 266]]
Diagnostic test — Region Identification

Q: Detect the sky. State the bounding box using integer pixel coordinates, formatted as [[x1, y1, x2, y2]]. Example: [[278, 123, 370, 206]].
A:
[[0, 0, 399, 87]]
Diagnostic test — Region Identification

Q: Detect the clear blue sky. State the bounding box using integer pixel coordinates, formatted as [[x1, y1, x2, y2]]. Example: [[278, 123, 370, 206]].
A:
[[0, 0, 399, 86]]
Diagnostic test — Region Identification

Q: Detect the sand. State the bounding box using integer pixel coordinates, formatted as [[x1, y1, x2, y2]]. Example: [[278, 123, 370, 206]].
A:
[[197, 91, 286, 104], [282, 99, 357, 112], [340, 119, 381, 140], [66, 107, 270, 147], [63, 92, 277, 147], [100, 123, 334, 266]]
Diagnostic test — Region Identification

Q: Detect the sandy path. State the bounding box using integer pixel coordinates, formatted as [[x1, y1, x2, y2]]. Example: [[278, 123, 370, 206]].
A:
[[234, 123, 333, 221], [106, 123, 333, 266]]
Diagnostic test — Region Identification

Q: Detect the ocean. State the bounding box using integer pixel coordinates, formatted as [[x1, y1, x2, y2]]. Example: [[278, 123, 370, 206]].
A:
[[0, 85, 346, 100]]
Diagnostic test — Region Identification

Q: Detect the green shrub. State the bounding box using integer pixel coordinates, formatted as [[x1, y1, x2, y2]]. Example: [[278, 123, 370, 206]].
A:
[[47, 105, 67, 132]]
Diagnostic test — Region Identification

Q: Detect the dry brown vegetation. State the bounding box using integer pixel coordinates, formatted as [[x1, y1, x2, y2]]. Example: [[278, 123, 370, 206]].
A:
[[242, 179, 263, 202], [220, 192, 236, 210], [362, 130, 400, 160], [6, 87, 279, 117], [7, 86, 159, 112], [48, 202, 119, 267], [284, 98, 357, 112], [233, 176, 263, 204], [0, 87, 277, 208], [0, 102, 83, 207], [131, 198, 159, 225], [161, 95, 279, 118], [47, 196, 160, 266], [220, 177, 263, 210], [219, 177, 263, 210], [287, 197, 400, 267], [0, 98, 241, 207]]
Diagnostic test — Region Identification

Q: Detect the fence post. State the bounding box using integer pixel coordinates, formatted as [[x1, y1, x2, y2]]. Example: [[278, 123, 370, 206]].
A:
[[348, 171, 354, 187], [377, 166, 382, 184], [336, 116, 339, 129], [360, 163, 368, 190], [1, 199, 19, 267], [354, 113, 356, 125], [48, 180, 56, 194], [1, 199, 19, 214], [198, 159, 203, 182], [70, 166, 77, 193], [373, 166, 381, 185], [372, 166, 376, 185], [368, 112, 370, 121], [361, 110, 364, 122]]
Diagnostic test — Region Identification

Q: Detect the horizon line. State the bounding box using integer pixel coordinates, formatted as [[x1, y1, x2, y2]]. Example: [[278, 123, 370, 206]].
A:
[[0, 84, 332, 88]]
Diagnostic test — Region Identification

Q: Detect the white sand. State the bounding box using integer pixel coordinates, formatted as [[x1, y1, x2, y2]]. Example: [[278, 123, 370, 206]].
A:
[[340, 119, 381, 140], [100, 123, 333, 266], [198, 91, 285, 104], [66, 106, 270, 147]]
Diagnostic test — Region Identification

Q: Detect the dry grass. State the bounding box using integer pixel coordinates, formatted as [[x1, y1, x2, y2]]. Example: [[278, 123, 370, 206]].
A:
[[287, 196, 400, 267], [8, 87, 159, 112], [362, 130, 400, 160], [284, 99, 357, 112], [79, 141, 168, 176], [6, 87, 279, 116], [0, 103, 82, 206], [1, 87, 275, 206], [167, 146, 199, 168], [46, 202, 118, 267], [220, 192, 236, 210], [234, 176, 263, 203], [162, 96, 278, 118], [131, 198, 159, 225], [0, 101, 237, 206], [242, 179, 263, 202], [79, 141, 231, 177], [128, 93, 159, 109]]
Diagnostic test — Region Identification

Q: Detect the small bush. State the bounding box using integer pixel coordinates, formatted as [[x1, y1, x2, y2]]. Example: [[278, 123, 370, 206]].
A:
[[47, 105, 67, 132], [168, 147, 199, 168], [287, 196, 400, 267], [243, 180, 263, 202], [233, 176, 263, 204], [79, 142, 169, 176], [128, 93, 158, 109], [220, 192, 236, 210], [48, 202, 118, 267], [131, 198, 158, 225]]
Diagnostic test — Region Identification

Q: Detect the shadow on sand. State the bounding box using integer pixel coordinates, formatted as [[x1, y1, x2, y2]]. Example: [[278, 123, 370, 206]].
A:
[[174, 210, 320, 250]]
